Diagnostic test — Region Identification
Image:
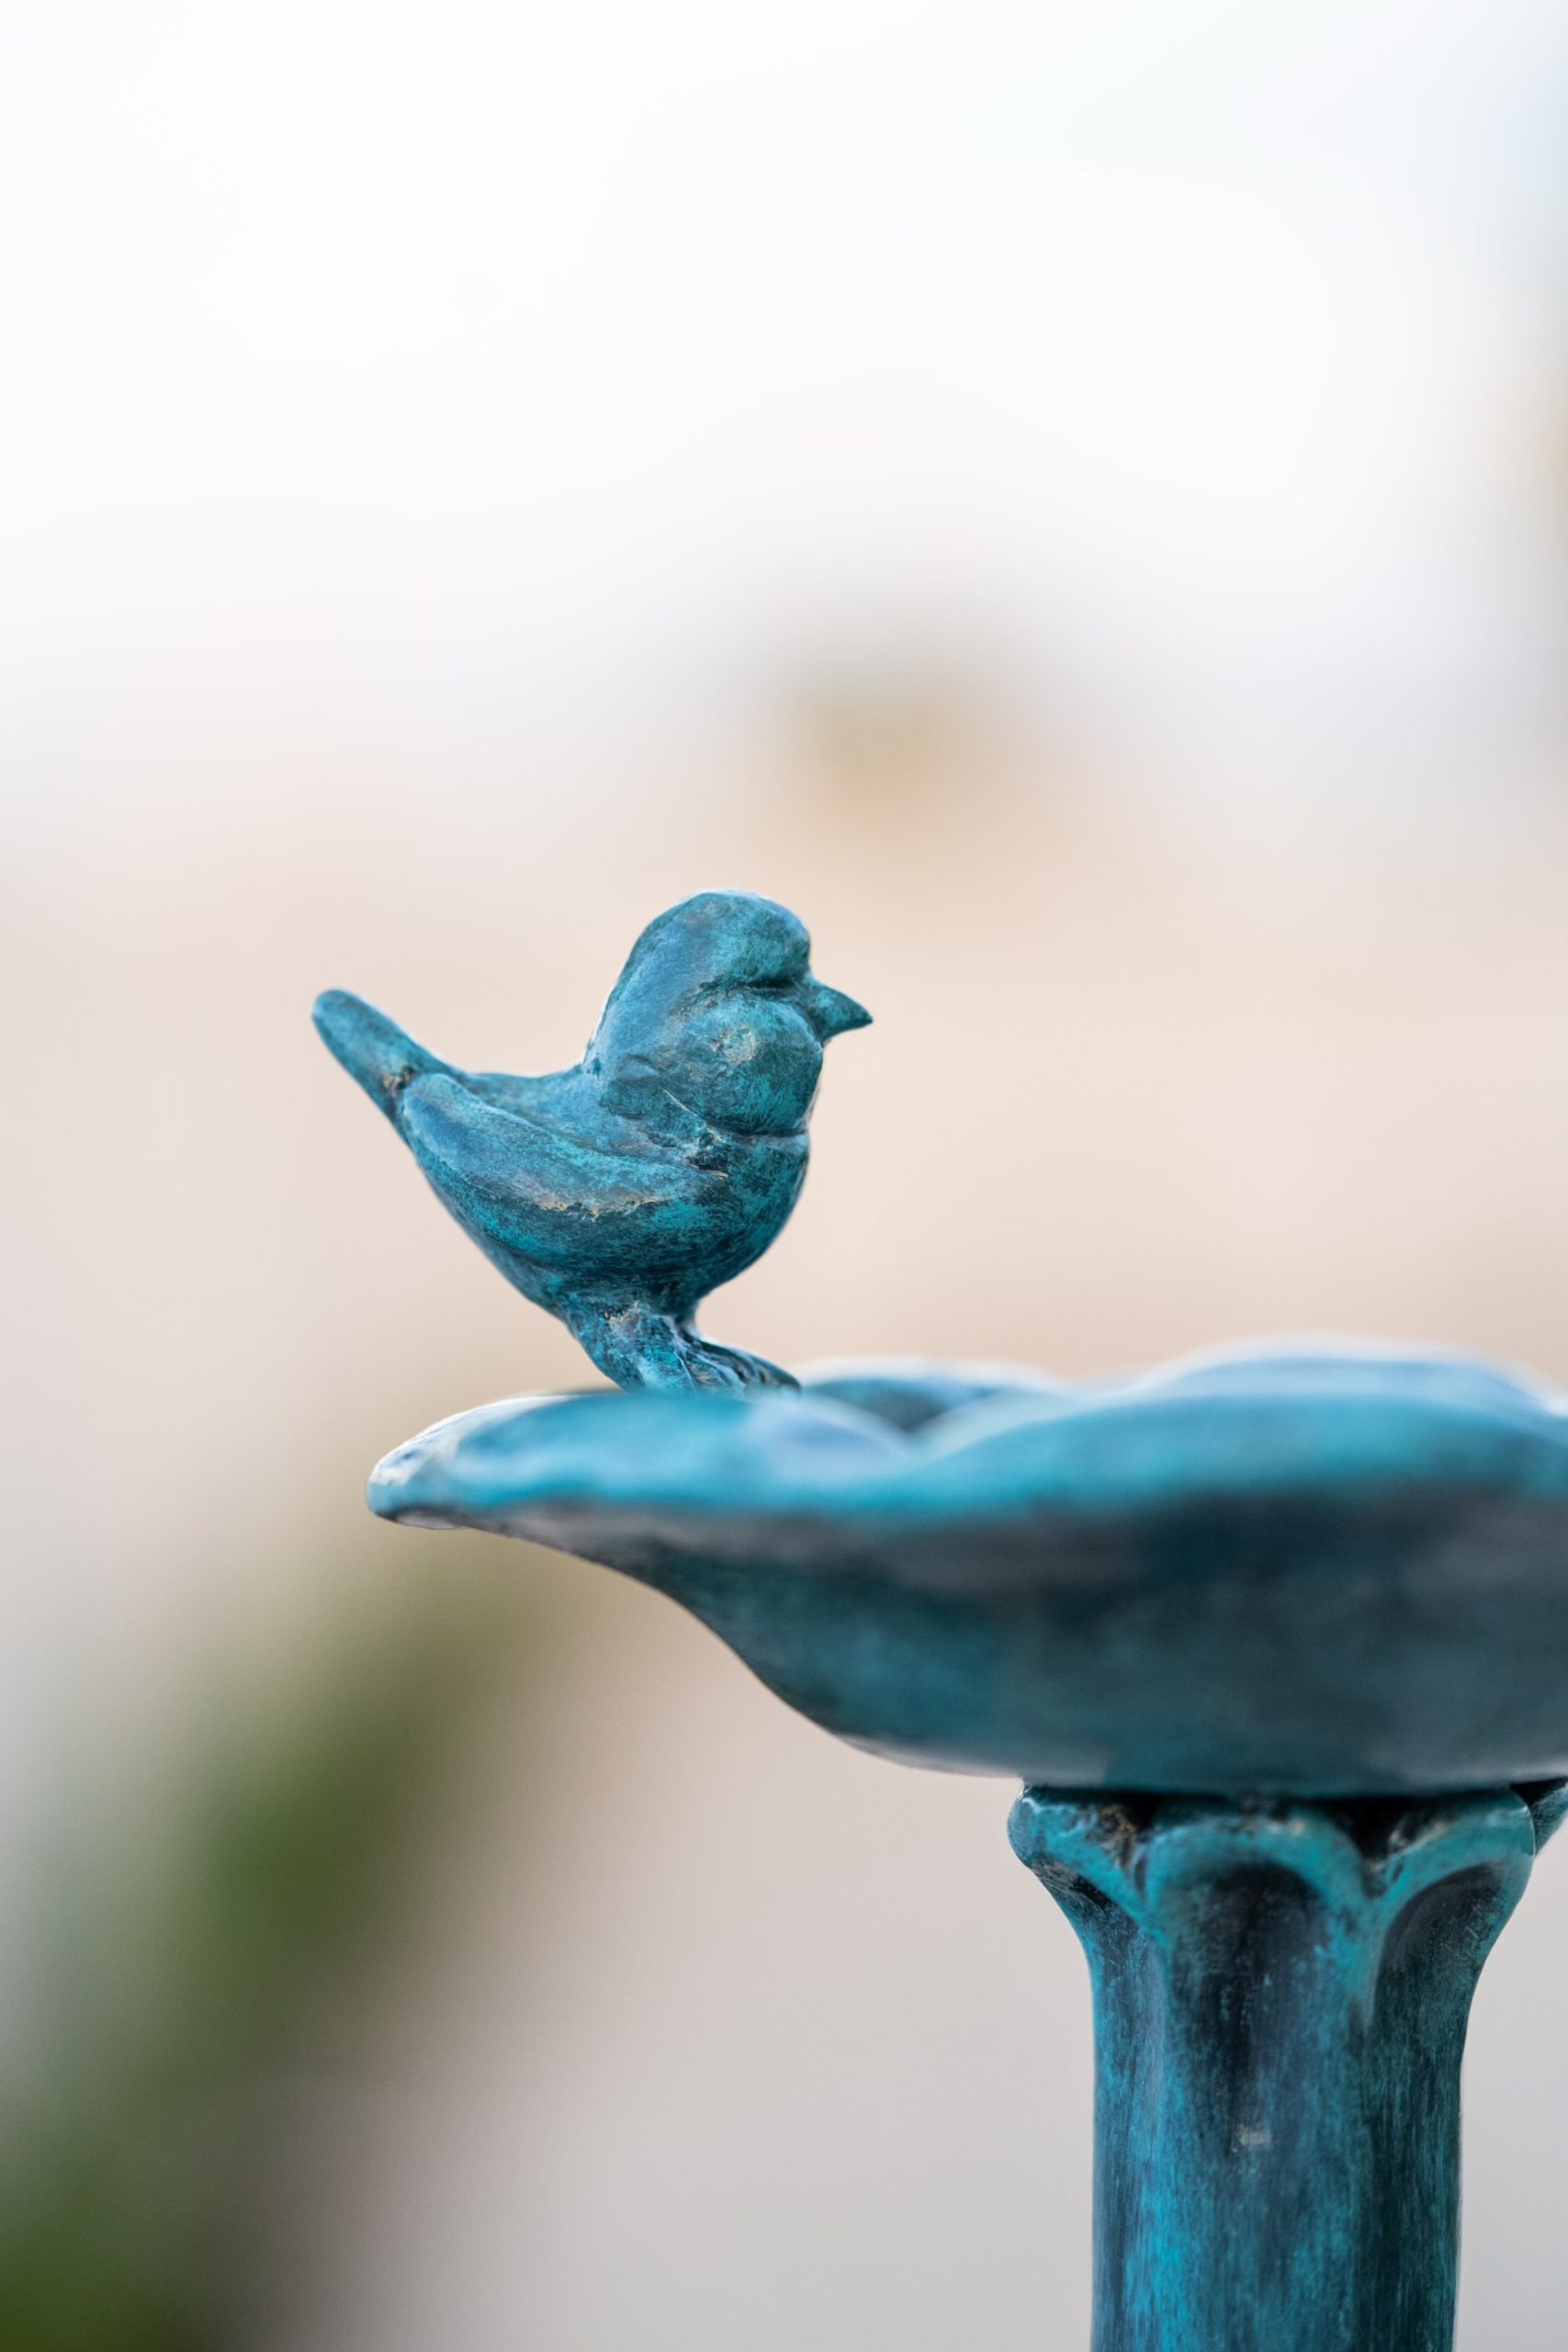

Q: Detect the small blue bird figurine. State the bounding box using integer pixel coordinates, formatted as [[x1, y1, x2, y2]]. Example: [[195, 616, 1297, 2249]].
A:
[[314, 892, 870, 1390]]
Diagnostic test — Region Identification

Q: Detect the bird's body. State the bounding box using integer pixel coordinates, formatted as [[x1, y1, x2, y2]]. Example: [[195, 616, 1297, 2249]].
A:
[[314, 893, 869, 1389]]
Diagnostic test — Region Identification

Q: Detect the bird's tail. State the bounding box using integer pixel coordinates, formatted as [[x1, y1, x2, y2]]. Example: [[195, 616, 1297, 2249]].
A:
[[313, 989, 452, 1124]]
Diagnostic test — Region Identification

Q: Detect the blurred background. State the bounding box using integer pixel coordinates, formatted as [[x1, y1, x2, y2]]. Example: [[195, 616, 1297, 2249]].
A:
[[3, 3, 1567, 2345]]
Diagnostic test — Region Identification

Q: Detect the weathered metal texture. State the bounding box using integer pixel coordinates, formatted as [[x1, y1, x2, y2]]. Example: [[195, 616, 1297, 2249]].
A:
[[369, 1349, 1568, 1796], [313, 892, 869, 1390], [1010, 1786, 1564, 2352]]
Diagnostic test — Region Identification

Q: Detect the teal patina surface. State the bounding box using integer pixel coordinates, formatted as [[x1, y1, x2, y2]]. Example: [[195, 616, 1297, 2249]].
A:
[[368, 1344, 1568, 2348], [370, 1346, 1568, 1797], [314, 891, 868, 1391], [1011, 1784, 1565, 2352], [321, 899, 1567, 2351]]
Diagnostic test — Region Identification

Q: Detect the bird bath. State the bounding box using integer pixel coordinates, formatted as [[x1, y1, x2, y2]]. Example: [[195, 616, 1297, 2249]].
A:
[[320, 900, 1567, 2351]]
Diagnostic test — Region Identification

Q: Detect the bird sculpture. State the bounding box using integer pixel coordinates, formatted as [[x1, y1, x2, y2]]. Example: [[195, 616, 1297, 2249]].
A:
[[314, 891, 870, 1391]]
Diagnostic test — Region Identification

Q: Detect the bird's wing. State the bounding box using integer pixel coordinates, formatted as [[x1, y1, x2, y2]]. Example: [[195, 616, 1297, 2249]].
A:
[[464, 1068, 554, 1116], [398, 1072, 731, 1277]]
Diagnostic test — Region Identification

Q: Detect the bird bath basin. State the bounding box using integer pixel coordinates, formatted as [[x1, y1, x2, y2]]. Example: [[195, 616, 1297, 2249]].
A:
[[371, 1345, 1568, 1798], [321, 899, 1567, 2351]]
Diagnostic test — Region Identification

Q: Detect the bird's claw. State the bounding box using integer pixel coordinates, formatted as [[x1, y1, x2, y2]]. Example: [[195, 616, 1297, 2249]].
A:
[[671, 1331, 798, 1392], [576, 1305, 797, 1393]]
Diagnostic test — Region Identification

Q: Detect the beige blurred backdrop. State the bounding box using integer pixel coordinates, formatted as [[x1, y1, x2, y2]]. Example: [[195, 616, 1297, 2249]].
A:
[[4, 5, 1568, 2347]]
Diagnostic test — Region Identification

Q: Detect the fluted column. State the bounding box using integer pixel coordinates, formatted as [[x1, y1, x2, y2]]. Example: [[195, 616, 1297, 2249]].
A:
[[1010, 1786, 1565, 2352]]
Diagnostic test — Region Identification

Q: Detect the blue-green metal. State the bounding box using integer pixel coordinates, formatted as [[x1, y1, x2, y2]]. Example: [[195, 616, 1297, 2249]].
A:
[[318, 897, 1568, 2348], [314, 891, 869, 1390], [368, 1351, 1568, 2346], [369, 1350, 1568, 1797], [1010, 1786, 1562, 2352]]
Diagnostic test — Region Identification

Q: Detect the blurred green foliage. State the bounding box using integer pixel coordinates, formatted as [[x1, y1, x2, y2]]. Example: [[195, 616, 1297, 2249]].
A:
[[0, 1563, 555, 2349]]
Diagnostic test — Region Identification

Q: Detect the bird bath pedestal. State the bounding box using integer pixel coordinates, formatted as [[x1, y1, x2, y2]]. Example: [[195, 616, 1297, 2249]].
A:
[[319, 899, 1567, 2348]]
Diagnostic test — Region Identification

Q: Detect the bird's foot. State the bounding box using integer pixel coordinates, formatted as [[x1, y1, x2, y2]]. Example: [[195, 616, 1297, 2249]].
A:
[[669, 1328, 797, 1392], [576, 1306, 797, 1393]]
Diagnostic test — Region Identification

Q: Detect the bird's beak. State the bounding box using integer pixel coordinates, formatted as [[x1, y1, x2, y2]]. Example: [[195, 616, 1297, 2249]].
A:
[[800, 978, 873, 1040]]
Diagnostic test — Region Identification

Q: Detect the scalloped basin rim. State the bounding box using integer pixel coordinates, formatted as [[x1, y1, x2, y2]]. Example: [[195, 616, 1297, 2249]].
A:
[[371, 1344, 1568, 1528], [367, 1346, 1568, 1793]]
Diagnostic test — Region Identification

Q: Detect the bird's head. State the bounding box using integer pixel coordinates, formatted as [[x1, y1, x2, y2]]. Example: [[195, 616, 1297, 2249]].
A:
[[585, 892, 871, 1139]]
